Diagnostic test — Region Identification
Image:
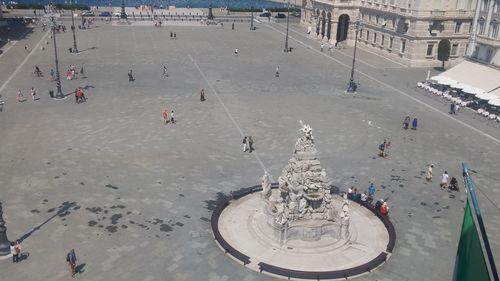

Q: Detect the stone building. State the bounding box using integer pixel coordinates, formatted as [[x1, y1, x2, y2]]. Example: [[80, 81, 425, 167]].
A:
[[301, 0, 477, 67], [468, 0, 500, 66]]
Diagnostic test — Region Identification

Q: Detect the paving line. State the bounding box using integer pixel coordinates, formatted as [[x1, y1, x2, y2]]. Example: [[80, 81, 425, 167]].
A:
[[188, 54, 271, 176], [265, 24, 500, 145], [0, 30, 50, 96]]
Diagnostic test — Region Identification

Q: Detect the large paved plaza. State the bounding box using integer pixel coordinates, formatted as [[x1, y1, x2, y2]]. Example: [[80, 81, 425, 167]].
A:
[[0, 16, 499, 281]]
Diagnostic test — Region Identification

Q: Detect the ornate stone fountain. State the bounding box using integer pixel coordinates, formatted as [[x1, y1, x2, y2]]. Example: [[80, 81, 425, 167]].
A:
[[213, 121, 393, 279], [260, 121, 348, 244]]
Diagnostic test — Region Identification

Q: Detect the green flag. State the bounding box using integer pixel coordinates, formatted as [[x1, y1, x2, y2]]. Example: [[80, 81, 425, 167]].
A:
[[453, 200, 490, 281]]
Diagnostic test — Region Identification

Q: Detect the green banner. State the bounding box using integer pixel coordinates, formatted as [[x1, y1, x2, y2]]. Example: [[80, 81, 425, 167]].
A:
[[454, 200, 490, 281]]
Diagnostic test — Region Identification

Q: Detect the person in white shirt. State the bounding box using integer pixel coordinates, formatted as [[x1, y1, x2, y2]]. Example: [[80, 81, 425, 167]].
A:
[[440, 171, 449, 189]]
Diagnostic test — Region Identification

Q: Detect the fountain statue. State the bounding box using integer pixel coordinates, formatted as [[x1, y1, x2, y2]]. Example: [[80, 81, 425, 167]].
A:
[[262, 121, 346, 243]]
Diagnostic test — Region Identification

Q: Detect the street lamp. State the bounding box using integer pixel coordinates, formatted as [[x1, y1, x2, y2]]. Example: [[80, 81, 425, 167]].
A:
[[250, 5, 254, 30], [346, 19, 363, 93], [120, 0, 127, 19], [0, 202, 11, 257], [70, 10, 78, 53], [51, 16, 64, 99], [283, 0, 290, 52]]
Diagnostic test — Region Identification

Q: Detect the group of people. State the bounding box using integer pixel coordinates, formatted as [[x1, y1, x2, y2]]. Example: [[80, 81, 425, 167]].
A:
[[66, 65, 82, 81], [16, 88, 37, 102], [402, 116, 418, 130], [425, 161, 459, 192], [162, 109, 175, 124], [347, 182, 389, 215], [169, 32, 177, 39], [242, 136, 254, 153], [449, 103, 460, 114]]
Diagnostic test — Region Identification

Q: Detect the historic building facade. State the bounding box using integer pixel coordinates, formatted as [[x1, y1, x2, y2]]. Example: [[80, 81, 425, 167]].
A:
[[301, 0, 476, 67], [469, 0, 500, 66]]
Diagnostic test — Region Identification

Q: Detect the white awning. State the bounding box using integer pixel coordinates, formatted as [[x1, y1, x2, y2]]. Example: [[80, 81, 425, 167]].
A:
[[438, 60, 500, 93], [488, 98, 500, 106], [476, 93, 499, 100], [462, 87, 485, 95]]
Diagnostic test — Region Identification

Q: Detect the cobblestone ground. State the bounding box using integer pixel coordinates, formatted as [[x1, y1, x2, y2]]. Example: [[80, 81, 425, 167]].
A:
[[0, 18, 499, 281]]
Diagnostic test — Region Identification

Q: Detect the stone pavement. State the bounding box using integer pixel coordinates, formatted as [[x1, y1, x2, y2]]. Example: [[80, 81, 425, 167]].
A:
[[0, 17, 499, 281]]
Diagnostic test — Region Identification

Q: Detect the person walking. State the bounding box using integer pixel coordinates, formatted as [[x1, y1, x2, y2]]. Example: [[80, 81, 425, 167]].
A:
[[440, 171, 449, 189], [25, 44, 29, 52], [162, 109, 168, 124], [66, 249, 77, 277], [163, 65, 168, 77], [17, 90, 24, 102], [31, 87, 37, 101], [200, 89, 205, 101], [170, 32, 173, 39], [411, 118, 418, 130], [128, 70, 134, 81], [170, 110, 175, 124], [426, 164, 434, 182], [248, 136, 254, 153], [403, 116, 411, 130], [449, 103, 455, 114], [242, 136, 247, 152], [10, 241, 21, 263], [173, 32, 176, 39], [50, 68, 55, 80], [320, 43, 324, 52], [275, 66, 279, 77], [234, 48, 238, 56], [328, 44, 333, 55], [231, 22, 234, 30]]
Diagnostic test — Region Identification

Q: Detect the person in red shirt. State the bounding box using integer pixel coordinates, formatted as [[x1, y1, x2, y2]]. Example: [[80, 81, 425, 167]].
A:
[[380, 201, 389, 215], [162, 109, 168, 124]]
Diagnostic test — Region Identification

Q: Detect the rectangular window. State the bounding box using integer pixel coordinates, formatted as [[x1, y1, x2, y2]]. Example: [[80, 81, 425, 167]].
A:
[[389, 37, 394, 49], [455, 22, 462, 33], [369, 15, 372, 23], [366, 30, 370, 40], [479, 22, 485, 35], [451, 43, 459, 56], [426, 44, 434, 56], [401, 40, 406, 53], [360, 30, 364, 38], [373, 33, 377, 43], [492, 24, 499, 38], [381, 35, 385, 46], [486, 49, 493, 61], [376, 15, 379, 24]]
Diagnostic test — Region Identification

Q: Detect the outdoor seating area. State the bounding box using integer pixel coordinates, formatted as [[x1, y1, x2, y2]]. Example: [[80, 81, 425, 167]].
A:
[[417, 77, 500, 122]]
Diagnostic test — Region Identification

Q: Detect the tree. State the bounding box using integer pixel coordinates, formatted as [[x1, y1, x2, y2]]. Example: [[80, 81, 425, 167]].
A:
[[438, 39, 451, 70]]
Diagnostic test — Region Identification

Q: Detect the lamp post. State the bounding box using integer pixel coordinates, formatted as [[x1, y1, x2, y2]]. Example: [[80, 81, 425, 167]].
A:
[[283, 0, 290, 52], [0, 202, 11, 257], [250, 5, 254, 30], [346, 19, 362, 93], [51, 16, 64, 99], [120, 0, 127, 19], [70, 10, 78, 53]]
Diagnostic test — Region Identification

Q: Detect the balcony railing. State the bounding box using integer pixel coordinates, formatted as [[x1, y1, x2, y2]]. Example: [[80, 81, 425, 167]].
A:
[[476, 34, 500, 47]]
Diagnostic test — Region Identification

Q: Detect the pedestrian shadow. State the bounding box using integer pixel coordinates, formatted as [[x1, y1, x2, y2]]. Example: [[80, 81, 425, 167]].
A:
[[62, 86, 95, 97], [18, 201, 79, 243], [75, 263, 86, 274], [78, 46, 97, 53], [18, 252, 30, 262]]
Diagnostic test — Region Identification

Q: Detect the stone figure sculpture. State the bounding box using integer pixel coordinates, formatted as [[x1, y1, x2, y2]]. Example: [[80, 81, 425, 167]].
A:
[[273, 121, 336, 223], [261, 171, 272, 200]]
